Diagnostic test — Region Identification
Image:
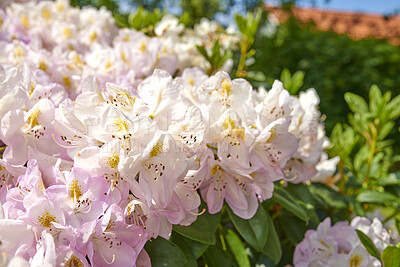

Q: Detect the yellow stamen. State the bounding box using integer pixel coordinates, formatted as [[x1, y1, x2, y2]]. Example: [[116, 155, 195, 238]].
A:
[[37, 209, 58, 228], [349, 254, 362, 267], [27, 108, 40, 128], [42, 8, 51, 20], [21, 14, 29, 28], [107, 153, 119, 169], [114, 118, 128, 132], [68, 180, 82, 200], [150, 142, 164, 158], [64, 255, 84, 267], [139, 41, 146, 53], [220, 79, 231, 96]]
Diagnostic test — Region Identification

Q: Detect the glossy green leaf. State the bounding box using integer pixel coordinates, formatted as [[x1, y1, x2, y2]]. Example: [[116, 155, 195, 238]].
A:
[[173, 207, 221, 245], [224, 229, 251, 267], [382, 245, 400, 267], [309, 184, 348, 209], [356, 191, 399, 205], [261, 214, 282, 264], [378, 121, 395, 140], [356, 230, 382, 262], [378, 172, 400, 186], [179, 236, 209, 259], [145, 236, 187, 267], [204, 243, 234, 267], [345, 92, 369, 114], [369, 84, 382, 113], [387, 95, 400, 120], [278, 210, 307, 245], [227, 205, 268, 251], [170, 232, 198, 267], [273, 187, 309, 222]]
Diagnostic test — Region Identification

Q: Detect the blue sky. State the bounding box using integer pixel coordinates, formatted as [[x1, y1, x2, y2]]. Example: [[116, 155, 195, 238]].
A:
[[292, 0, 400, 14]]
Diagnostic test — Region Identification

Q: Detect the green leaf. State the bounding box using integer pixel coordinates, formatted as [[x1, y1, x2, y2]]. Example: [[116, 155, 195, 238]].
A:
[[234, 13, 247, 34], [246, 71, 267, 82], [173, 206, 221, 245], [261, 214, 282, 264], [345, 92, 369, 114], [356, 190, 399, 205], [204, 242, 234, 267], [290, 70, 305, 94], [309, 184, 348, 209], [369, 84, 382, 113], [280, 68, 291, 87], [196, 45, 209, 61], [227, 205, 268, 251], [278, 210, 307, 245], [181, 237, 209, 259], [378, 172, 400, 186], [145, 236, 187, 267], [355, 230, 382, 262], [272, 187, 309, 222], [382, 245, 400, 267], [170, 232, 198, 267], [378, 121, 395, 140], [224, 229, 251, 267], [387, 95, 400, 120]]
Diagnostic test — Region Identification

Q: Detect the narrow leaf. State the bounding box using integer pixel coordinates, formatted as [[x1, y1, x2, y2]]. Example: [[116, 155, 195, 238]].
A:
[[356, 191, 399, 205], [224, 229, 251, 267], [273, 187, 309, 222], [262, 214, 282, 264], [356, 230, 382, 262]]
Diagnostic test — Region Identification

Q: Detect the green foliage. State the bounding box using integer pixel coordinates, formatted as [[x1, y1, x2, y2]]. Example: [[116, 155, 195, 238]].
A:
[[173, 204, 221, 245], [196, 41, 233, 76], [262, 214, 282, 264], [329, 85, 400, 185], [70, 0, 118, 12], [382, 245, 400, 267], [272, 186, 309, 223], [222, 228, 251, 267], [227, 205, 268, 251], [144, 236, 187, 267], [126, 7, 165, 33], [250, 17, 400, 136], [180, 0, 228, 26], [234, 9, 262, 77], [279, 68, 305, 94]]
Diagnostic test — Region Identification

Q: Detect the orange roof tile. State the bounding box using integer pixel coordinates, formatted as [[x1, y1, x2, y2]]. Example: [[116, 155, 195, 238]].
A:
[[264, 5, 400, 45]]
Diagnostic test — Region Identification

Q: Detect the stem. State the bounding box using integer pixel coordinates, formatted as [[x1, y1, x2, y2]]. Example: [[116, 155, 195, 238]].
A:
[[235, 38, 248, 78], [365, 124, 378, 184]]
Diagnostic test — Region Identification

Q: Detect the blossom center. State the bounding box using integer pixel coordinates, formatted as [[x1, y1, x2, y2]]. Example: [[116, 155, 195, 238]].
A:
[[37, 209, 58, 228], [349, 254, 362, 267], [107, 153, 120, 169], [69, 180, 82, 200], [150, 142, 164, 158]]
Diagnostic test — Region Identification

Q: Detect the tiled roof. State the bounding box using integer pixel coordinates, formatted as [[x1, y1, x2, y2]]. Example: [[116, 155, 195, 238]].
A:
[[264, 5, 400, 45]]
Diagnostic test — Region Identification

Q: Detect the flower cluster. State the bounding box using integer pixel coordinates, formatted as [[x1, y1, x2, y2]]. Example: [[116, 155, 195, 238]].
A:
[[0, 0, 238, 99], [0, 0, 337, 266], [294, 217, 393, 267]]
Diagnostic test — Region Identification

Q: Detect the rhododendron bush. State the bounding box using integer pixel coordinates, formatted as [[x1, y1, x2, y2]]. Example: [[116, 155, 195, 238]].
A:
[[1, 1, 400, 267]]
